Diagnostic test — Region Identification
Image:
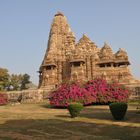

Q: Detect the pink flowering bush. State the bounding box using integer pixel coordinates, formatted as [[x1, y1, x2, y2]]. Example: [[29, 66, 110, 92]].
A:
[[48, 79, 130, 107], [85, 79, 129, 103], [0, 93, 8, 105], [107, 82, 129, 103], [49, 82, 95, 107], [85, 79, 108, 103]]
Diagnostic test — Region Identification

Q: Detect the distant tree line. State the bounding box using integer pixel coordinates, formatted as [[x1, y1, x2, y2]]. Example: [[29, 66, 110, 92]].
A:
[[0, 67, 31, 91]]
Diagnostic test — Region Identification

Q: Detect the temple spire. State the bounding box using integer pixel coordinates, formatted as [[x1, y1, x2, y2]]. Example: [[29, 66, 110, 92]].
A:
[[55, 11, 64, 17], [42, 11, 75, 64]]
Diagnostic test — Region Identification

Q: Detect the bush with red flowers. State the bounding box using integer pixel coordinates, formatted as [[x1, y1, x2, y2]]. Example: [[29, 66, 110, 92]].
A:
[[0, 93, 8, 105], [48, 79, 130, 107], [85, 79, 129, 104], [49, 82, 96, 107]]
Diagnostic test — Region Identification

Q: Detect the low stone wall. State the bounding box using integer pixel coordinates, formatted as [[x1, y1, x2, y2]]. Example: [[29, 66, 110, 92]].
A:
[[6, 89, 50, 103], [126, 83, 140, 101], [5, 85, 140, 103]]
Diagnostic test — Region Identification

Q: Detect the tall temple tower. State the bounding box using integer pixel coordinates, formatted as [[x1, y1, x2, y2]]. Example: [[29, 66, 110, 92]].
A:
[[38, 12, 139, 92]]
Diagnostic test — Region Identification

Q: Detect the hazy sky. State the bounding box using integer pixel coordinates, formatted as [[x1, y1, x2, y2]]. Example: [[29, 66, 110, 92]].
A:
[[0, 0, 140, 85]]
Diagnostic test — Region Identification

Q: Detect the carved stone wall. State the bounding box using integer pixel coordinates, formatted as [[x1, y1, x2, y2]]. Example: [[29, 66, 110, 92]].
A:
[[38, 12, 140, 92]]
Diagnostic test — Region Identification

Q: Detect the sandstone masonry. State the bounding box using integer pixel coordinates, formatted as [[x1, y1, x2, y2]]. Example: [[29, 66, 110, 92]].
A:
[[38, 12, 140, 93]]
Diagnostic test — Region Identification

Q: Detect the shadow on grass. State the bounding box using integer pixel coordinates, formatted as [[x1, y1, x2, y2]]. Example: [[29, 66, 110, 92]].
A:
[[40, 104, 53, 109], [80, 107, 140, 123], [55, 106, 113, 120], [40, 104, 67, 110], [0, 118, 140, 140], [81, 107, 112, 120], [125, 110, 140, 123]]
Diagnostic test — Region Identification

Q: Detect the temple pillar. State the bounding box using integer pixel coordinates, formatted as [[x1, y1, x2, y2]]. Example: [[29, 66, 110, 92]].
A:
[[111, 63, 114, 67], [57, 61, 62, 84], [86, 56, 92, 80]]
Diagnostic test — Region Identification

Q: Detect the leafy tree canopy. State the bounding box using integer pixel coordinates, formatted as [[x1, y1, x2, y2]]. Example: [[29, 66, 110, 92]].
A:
[[0, 67, 32, 91], [0, 68, 10, 90], [20, 74, 31, 90]]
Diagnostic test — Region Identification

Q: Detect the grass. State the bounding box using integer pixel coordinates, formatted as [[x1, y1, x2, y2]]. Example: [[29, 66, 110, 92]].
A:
[[0, 102, 140, 140]]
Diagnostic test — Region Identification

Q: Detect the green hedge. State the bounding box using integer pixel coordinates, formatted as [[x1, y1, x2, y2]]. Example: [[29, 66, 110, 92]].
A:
[[109, 102, 128, 120], [68, 102, 83, 118]]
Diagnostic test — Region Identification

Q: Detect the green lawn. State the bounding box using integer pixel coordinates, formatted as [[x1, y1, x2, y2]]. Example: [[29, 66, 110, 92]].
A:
[[0, 102, 140, 140]]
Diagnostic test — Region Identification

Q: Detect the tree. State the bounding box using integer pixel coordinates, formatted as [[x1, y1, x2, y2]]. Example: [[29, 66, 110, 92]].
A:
[[20, 74, 31, 90], [0, 68, 10, 90], [10, 73, 31, 91], [0, 67, 32, 91], [10, 74, 23, 90]]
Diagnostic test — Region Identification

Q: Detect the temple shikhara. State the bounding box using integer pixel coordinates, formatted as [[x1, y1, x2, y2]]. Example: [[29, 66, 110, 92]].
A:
[[38, 12, 140, 92]]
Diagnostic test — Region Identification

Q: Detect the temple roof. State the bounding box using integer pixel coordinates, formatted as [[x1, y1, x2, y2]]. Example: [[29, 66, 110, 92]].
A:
[[115, 48, 128, 59], [101, 42, 112, 51], [99, 42, 113, 60], [77, 34, 94, 45]]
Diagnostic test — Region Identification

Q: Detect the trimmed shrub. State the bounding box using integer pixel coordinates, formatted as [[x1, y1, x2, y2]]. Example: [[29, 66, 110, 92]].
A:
[[0, 93, 8, 105], [109, 102, 128, 120], [68, 102, 83, 118]]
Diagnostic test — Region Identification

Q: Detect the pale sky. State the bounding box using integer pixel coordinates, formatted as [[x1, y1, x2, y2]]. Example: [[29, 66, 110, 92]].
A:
[[0, 0, 140, 85]]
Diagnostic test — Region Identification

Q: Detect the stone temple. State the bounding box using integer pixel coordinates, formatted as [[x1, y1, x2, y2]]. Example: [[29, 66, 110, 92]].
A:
[[38, 12, 140, 93]]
